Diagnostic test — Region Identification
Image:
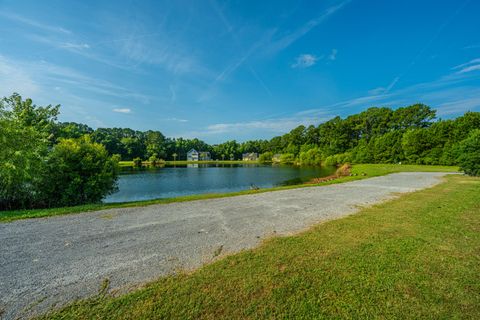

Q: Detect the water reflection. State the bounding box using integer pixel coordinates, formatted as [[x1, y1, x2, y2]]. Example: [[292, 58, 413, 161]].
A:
[[105, 164, 336, 203]]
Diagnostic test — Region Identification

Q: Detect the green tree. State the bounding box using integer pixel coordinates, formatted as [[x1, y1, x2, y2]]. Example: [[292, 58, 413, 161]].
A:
[[55, 122, 93, 140], [372, 131, 404, 163], [392, 104, 436, 129], [279, 153, 295, 164], [0, 93, 57, 209], [402, 129, 433, 164], [145, 130, 166, 159], [258, 152, 273, 163], [457, 130, 480, 176], [299, 148, 322, 166], [43, 136, 119, 207]]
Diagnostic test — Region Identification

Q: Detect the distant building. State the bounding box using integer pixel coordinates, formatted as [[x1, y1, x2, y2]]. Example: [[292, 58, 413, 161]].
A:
[[187, 149, 199, 161], [242, 152, 258, 161], [187, 149, 211, 161]]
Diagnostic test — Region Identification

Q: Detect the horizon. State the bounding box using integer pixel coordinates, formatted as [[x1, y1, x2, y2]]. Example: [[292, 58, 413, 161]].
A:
[[1, 0, 479, 143]]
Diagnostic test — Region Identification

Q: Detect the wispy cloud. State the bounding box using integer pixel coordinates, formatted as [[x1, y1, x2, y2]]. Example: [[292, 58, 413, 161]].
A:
[[292, 54, 319, 68], [436, 96, 480, 115], [368, 76, 400, 95], [204, 117, 323, 135], [265, 1, 350, 55], [0, 11, 71, 34], [464, 44, 480, 49], [202, 1, 348, 101], [169, 85, 177, 103], [200, 57, 480, 138], [106, 23, 210, 76], [380, 0, 470, 94], [457, 64, 480, 74], [163, 117, 188, 123], [209, 0, 273, 97], [28, 34, 90, 51], [0, 55, 39, 97], [112, 108, 132, 114], [31, 61, 151, 103], [328, 48, 337, 61], [0, 55, 153, 119], [453, 58, 480, 74], [213, 29, 276, 83], [292, 49, 337, 69], [198, 28, 276, 102], [60, 42, 90, 49]]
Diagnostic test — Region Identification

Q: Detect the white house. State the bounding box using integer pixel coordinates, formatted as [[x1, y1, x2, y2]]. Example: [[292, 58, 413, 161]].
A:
[[242, 152, 258, 161], [187, 149, 199, 161], [187, 149, 211, 161]]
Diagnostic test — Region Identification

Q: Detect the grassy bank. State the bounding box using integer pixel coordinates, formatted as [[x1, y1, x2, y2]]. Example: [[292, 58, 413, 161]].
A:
[[0, 164, 458, 223], [39, 174, 479, 319]]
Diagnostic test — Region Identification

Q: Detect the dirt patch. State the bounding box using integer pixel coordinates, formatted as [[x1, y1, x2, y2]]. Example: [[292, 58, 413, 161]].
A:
[[306, 163, 352, 184]]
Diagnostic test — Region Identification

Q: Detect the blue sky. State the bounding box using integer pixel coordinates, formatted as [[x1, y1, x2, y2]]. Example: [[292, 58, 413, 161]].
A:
[[1, 0, 479, 143]]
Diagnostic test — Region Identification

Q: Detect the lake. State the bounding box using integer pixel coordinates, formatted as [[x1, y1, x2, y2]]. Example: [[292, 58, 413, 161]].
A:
[[104, 164, 336, 203]]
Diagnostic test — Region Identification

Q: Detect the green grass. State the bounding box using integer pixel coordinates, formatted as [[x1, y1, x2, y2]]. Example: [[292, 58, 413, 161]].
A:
[[38, 174, 480, 319], [0, 164, 458, 223]]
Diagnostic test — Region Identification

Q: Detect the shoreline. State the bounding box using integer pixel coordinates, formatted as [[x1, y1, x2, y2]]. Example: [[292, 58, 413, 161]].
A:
[[0, 164, 459, 223]]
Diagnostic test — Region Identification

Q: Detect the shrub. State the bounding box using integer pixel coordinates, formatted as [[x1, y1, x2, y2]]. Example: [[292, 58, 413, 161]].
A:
[[323, 155, 337, 166], [133, 157, 143, 167], [258, 152, 273, 163], [279, 153, 296, 164], [43, 136, 119, 207], [457, 129, 480, 176], [148, 154, 159, 166], [324, 153, 352, 166], [299, 148, 322, 166]]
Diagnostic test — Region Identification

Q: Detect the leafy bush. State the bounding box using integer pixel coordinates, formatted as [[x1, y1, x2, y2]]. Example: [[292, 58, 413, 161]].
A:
[[279, 153, 296, 164], [324, 153, 352, 166], [258, 152, 273, 163], [133, 157, 143, 167], [0, 94, 119, 210], [323, 155, 337, 166], [457, 130, 480, 176], [42, 136, 119, 207], [148, 154, 159, 166], [299, 148, 322, 166]]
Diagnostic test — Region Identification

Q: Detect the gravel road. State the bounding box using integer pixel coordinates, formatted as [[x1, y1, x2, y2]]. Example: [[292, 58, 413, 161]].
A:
[[0, 172, 449, 319]]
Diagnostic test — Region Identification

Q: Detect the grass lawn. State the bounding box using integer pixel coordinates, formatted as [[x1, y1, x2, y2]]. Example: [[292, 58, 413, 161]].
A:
[[0, 164, 458, 223], [38, 174, 479, 319]]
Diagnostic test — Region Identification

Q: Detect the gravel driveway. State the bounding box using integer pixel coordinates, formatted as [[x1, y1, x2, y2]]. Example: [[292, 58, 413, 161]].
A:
[[0, 172, 449, 319]]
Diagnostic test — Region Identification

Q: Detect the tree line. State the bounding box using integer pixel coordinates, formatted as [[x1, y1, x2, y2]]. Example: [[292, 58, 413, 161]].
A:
[[55, 123, 268, 162], [1, 93, 479, 210], [56, 102, 479, 168]]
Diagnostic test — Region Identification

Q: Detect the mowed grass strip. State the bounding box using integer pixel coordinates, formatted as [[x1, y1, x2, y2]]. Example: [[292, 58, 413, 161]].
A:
[[0, 164, 458, 223], [40, 174, 479, 319]]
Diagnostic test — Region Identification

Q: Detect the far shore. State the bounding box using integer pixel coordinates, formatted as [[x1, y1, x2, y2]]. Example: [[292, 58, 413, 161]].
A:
[[119, 160, 260, 167]]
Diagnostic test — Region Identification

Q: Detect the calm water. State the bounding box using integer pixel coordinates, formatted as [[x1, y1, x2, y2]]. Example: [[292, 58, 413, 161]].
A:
[[104, 164, 336, 203]]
